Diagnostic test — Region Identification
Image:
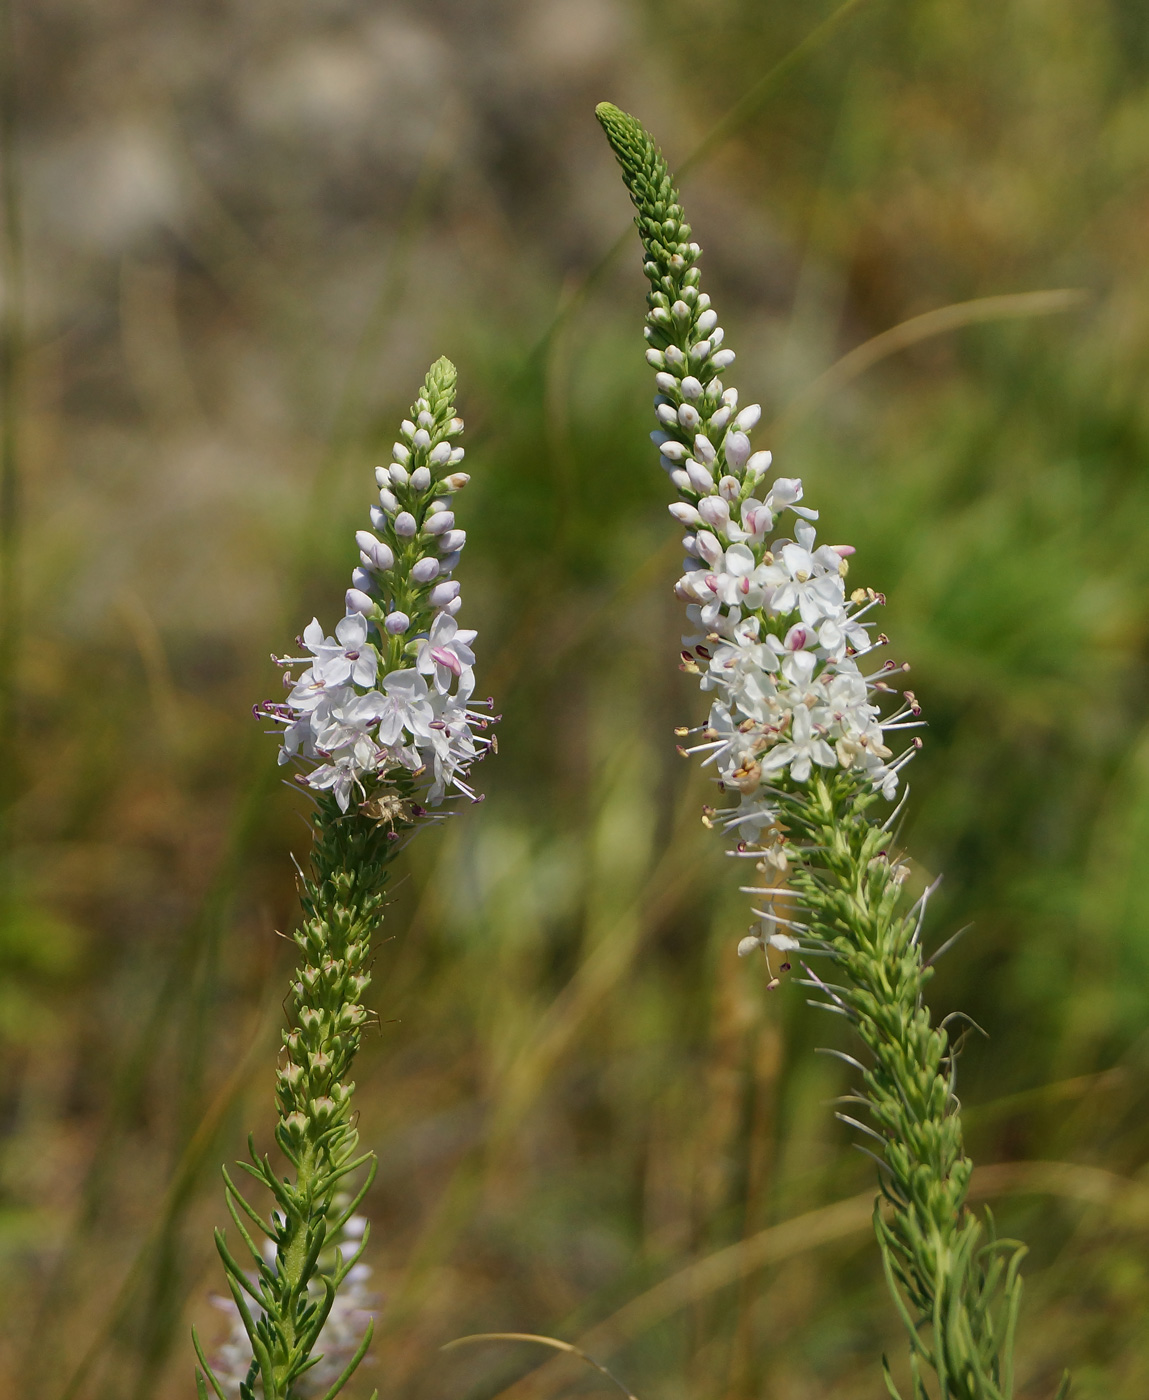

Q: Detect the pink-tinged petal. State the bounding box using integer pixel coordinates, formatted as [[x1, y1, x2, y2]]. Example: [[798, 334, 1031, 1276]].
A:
[[431, 646, 463, 677]]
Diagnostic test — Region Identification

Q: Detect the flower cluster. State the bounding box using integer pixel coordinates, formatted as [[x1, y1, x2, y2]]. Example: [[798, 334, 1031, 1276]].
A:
[[210, 1215, 376, 1400], [260, 357, 495, 814], [596, 103, 922, 970]]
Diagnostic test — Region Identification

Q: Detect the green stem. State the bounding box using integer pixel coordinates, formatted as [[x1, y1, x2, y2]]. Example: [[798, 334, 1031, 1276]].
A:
[[786, 776, 1024, 1399]]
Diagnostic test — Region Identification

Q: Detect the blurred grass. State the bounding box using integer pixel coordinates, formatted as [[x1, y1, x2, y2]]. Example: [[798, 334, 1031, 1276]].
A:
[[1, 1, 1148, 1399]]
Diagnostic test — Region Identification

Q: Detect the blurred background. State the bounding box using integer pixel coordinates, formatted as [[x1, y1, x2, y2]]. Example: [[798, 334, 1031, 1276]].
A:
[[1, 0, 1148, 1396]]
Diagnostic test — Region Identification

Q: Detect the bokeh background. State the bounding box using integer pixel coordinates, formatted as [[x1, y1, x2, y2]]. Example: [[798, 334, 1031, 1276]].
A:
[[1, 0, 1149, 1396]]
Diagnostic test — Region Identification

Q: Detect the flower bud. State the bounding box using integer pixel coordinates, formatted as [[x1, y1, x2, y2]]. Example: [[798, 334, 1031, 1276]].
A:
[[712, 349, 736, 369], [680, 375, 703, 401], [423, 510, 455, 535], [693, 434, 716, 465], [670, 468, 692, 492], [709, 405, 731, 432], [718, 475, 740, 502], [696, 308, 718, 335], [746, 450, 772, 479], [429, 579, 461, 608], [439, 549, 461, 572], [695, 529, 723, 565], [413, 428, 431, 449], [438, 529, 466, 553], [449, 445, 465, 464], [392, 442, 410, 463], [724, 431, 751, 469], [411, 556, 440, 582], [355, 531, 393, 571], [394, 511, 418, 537], [735, 403, 761, 432], [443, 595, 463, 616], [346, 588, 374, 615], [375, 465, 389, 487], [430, 441, 451, 465], [655, 371, 678, 393], [384, 611, 410, 634], [377, 488, 399, 513], [351, 567, 374, 592], [645, 347, 666, 368], [686, 459, 714, 494], [410, 465, 431, 491], [444, 472, 470, 490], [369, 505, 387, 530], [389, 463, 409, 486], [697, 496, 730, 530], [400, 419, 416, 440], [669, 501, 701, 525], [677, 403, 701, 430], [659, 440, 687, 463], [447, 417, 464, 435]]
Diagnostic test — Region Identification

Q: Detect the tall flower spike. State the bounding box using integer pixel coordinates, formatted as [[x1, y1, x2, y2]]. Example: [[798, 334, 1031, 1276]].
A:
[[194, 358, 495, 1400], [597, 103, 1051, 1400]]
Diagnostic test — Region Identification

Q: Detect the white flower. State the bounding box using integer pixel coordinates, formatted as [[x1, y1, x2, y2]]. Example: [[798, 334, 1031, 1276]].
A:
[[760, 703, 836, 783], [307, 754, 369, 812], [414, 614, 477, 694], [315, 614, 380, 687], [762, 523, 846, 626], [312, 687, 386, 771], [375, 669, 434, 747], [421, 692, 480, 801]]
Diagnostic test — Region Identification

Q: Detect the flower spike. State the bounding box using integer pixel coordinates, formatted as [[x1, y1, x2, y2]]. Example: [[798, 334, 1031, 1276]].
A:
[[197, 358, 495, 1400], [598, 101, 1037, 1400]]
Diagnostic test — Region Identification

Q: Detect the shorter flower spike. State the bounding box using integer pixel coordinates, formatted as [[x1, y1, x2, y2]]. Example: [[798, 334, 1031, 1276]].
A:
[[198, 358, 496, 1400]]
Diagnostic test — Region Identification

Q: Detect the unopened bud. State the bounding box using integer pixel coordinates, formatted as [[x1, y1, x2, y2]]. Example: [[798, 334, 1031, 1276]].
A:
[[411, 556, 440, 583], [355, 531, 393, 571], [669, 501, 701, 525], [394, 511, 417, 537], [410, 465, 431, 491], [686, 459, 714, 494], [438, 529, 466, 553], [423, 510, 455, 536], [345, 588, 374, 616], [444, 472, 470, 490], [429, 579, 461, 608], [725, 431, 751, 469], [384, 611, 410, 635]]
